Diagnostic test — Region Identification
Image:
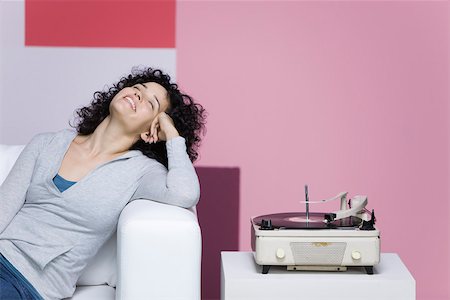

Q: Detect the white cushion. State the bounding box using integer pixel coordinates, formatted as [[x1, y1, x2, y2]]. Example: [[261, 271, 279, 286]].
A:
[[76, 231, 117, 287], [0, 144, 117, 287], [64, 285, 115, 300]]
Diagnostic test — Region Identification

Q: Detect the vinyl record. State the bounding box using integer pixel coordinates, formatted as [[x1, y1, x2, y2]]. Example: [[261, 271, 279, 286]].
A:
[[253, 212, 362, 229]]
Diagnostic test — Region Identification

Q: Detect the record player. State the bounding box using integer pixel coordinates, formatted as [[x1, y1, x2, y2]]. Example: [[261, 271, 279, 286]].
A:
[[251, 185, 380, 274]]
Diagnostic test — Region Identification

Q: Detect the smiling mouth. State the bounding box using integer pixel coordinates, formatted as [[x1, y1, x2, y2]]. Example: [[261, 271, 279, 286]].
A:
[[124, 96, 136, 111]]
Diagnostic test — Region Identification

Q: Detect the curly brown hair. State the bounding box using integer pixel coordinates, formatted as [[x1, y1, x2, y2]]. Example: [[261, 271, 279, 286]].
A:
[[69, 66, 207, 168]]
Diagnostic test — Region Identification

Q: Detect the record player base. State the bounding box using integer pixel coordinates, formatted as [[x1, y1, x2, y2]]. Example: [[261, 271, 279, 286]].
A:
[[221, 252, 415, 300]]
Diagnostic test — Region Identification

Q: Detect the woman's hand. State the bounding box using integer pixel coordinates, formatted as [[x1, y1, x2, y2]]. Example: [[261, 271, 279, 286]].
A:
[[149, 112, 180, 143]]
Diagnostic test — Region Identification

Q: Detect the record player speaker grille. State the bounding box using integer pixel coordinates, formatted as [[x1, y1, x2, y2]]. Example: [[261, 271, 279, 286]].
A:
[[290, 242, 346, 265]]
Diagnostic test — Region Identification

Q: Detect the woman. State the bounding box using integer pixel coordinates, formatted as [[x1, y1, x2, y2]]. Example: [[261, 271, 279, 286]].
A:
[[0, 67, 207, 300]]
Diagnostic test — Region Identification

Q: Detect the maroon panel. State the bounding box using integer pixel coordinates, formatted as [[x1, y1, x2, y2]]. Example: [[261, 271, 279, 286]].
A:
[[196, 167, 240, 300], [25, 0, 175, 48]]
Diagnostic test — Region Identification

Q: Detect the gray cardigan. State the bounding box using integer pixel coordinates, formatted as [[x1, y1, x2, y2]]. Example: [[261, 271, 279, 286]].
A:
[[0, 128, 200, 299]]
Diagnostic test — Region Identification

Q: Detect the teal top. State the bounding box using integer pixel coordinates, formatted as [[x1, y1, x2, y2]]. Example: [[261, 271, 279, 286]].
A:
[[53, 173, 77, 193]]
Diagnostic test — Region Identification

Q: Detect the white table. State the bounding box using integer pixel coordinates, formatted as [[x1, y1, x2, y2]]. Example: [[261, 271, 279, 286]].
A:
[[221, 252, 415, 300]]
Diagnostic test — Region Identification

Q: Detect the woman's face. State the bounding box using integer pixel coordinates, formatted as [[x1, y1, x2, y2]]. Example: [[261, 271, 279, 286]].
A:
[[110, 81, 170, 134]]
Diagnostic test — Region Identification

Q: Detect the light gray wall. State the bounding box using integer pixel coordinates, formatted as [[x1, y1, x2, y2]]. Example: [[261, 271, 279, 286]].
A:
[[0, 0, 176, 145]]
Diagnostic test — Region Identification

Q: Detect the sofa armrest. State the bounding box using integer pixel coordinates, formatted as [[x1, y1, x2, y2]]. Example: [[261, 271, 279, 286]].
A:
[[116, 200, 202, 300]]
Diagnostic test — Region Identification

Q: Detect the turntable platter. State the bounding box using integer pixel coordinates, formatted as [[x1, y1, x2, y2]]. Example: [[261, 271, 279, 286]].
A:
[[253, 212, 362, 229]]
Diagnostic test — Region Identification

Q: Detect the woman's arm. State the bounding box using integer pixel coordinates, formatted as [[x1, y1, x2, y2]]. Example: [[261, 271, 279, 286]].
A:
[[130, 136, 200, 208], [0, 133, 45, 234]]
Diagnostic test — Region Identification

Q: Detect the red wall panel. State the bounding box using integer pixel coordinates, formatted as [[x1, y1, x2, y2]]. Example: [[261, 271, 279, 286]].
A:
[[25, 0, 175, 48]]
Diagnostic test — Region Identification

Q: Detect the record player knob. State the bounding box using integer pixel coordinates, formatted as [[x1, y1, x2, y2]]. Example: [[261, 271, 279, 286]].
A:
[[351, 251, 361, 260], [276, 248, 285, 259], [260, 219, 274, 230]]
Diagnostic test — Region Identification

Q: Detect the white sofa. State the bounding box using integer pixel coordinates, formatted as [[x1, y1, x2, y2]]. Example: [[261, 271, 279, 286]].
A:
[[0, 144, 202, 300]]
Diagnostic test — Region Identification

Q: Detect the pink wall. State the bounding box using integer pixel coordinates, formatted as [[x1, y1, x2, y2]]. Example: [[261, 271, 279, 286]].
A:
[[177, 1, 449, 300]]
